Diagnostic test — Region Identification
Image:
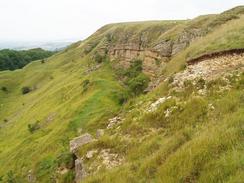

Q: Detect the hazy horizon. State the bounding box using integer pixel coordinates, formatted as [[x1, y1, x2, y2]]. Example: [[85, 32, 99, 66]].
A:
[[0, 0, 243, 43]]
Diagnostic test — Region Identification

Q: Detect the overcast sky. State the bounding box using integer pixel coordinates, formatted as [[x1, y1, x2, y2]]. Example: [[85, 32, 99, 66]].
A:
[[0, 0, 243, 42]]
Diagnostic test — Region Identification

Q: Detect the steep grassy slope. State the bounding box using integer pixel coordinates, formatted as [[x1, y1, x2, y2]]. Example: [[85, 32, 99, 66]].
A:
[[0, 6, 243, 183], [83, 71, 244, 183], [0, 46, 125, 182]]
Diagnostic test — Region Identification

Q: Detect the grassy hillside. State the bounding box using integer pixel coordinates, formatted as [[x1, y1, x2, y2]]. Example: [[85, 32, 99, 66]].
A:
[[0, 6, 243, 183], [0, 46, 125, 182], [83, 72, 244, 183]]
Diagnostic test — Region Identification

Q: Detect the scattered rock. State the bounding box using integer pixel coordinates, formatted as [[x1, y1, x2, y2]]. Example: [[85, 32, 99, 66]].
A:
[[27, 170, 36, 183], [99, 149, 124, 169], [208, 103, 215, 110], [75, 158, 87, 183], [57, 167, 69, 175], [107, 116, 122, 129], [164, 106, 178, 118], [70, 133, 94, 153], [45, 113, 57, 123], [77, 128, 83, 135], [86, 150, 98, 159], [173, 53, 244, 88], [148, 96, 172, 112], [96, 129, 105, 138]]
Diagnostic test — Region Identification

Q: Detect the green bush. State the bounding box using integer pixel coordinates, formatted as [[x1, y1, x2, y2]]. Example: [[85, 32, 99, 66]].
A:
[[36, 157, 56, 180], [56, 152, 74, 169], [6, 171, 17, 183], [168, 76, 174, 84], [1, 86, 8, 92], [128, 73, 150, 95], [21, 86, 32, 95], [125, 59, 143, 78], [41, 59, 45, 64], [63, 171, 75, 183], [94, 52, 105, 63], [196, 78, 206, 89], [27, 121, 40, 133], [82, 79, 90, 92]]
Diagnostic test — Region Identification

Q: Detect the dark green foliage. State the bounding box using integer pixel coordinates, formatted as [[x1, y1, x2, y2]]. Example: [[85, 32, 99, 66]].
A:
[[128, 73, 150, 95], [82, 79, 90, 92], [180, 63, 187, 70], [116, 59, 150, 95], [114, 91, 129, 105], [36, 157, 56, 180], [56, 152, 75, 169], [63, 171, 75, 183], [21, 86, 31, 95], [0, 48, 54, 71], [196, 78, 206, 89], [124, 59, 143, 78], [168, 76, 174, 84], [1, 86, 7, 92], [41, 59, 45, 64], [28, 121, 40, 133], [155, 59, 161, 66], [6, 171, 17, 183], [94, 52, 105, 63]]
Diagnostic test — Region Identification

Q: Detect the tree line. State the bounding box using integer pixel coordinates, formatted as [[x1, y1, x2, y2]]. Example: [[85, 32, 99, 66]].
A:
[[0, 48, 54, 71]]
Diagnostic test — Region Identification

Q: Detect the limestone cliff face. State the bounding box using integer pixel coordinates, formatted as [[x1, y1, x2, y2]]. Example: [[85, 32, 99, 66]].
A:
[[82, 21, 209, 81], [108, 43, 163, 77], [94, 26, 205, 78]]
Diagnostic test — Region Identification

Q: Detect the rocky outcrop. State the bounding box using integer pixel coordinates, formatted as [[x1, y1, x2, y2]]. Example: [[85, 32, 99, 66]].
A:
[[108, 43, 163, 77], [70, 133, 94, 183], [75, 158, 87, 182], [173, 52, 244, 88], [107, 116, 122, 129], [153, 40, 173, 57], [96, 129, 105, 138], [148, 96, 172, 112], [70, 133, 95, 154], [172, 29, 204, 55], [106, 28, 204, 79], [99, 149, 124, 169], [69, 129, 125, 182], [187, 48, 244, 65]]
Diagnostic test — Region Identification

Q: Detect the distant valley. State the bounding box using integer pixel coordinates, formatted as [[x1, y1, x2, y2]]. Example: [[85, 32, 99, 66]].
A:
[[0, 40, 74, 51]]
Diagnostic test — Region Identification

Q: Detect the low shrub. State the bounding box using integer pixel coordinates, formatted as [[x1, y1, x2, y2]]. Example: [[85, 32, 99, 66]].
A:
[[94, 52, 105, 63], [56, 152, 75, 169], [27, 121, 40, 133], [1, 86, 8, 92], [168, 76, 174, 84], [124, 59, 143, 78], [6, 171, 18, 183], [128, 73, 150, 95], [82, 79, 90, 92], [196, 78, 206, 89], [63, 171, 75, 183], [36, 157, 56, 180], [21, 86, 31, 95]]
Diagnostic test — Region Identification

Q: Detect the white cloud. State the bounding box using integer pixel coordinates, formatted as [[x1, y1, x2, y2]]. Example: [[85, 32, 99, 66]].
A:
[[0, 0, 243, 42]]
